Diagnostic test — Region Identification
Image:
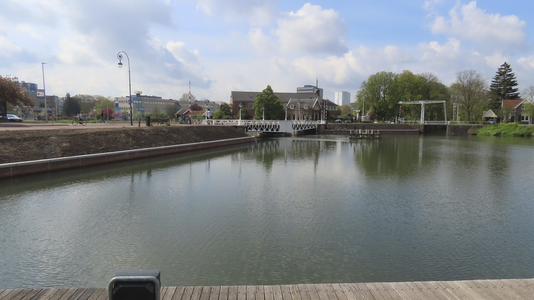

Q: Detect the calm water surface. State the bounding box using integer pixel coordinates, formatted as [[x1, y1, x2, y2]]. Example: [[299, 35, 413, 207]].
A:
[[1, 135, 534, 289]]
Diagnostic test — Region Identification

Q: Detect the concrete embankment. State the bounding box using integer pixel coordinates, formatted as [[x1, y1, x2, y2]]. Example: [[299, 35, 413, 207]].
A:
[[0, 126, 254, 178]]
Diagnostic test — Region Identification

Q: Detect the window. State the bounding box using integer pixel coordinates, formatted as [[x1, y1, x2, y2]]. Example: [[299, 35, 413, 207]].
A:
[[290, 104, 295, 109], [304, 104, 308, 109], [248, 103, 254, 109]]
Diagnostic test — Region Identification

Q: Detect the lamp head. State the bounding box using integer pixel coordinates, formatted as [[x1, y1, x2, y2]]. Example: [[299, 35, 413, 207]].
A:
[[118, 61, 123, 69]]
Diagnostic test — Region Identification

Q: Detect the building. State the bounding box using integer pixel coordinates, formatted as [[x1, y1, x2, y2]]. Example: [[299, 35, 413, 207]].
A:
[[334, 91, 350, 106], [285, 98, 323, 120], [230, 90, 321, 118], [115, 92, 180, 118], [297, 85, 323, 99], [502, 99, 529, 124]]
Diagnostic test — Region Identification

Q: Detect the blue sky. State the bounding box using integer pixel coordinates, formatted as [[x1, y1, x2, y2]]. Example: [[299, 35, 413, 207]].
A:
[[1, 0, 533, 103]]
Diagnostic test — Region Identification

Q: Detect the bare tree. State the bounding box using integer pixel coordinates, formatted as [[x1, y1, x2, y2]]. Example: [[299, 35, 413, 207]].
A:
[[522, 86, 534, 102], [450, 70, 488, 121]]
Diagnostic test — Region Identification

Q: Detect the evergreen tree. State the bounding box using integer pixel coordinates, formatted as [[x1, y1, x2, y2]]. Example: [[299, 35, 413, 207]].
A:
[[62, 93, 81, 117], [489, 62, 520, 110]]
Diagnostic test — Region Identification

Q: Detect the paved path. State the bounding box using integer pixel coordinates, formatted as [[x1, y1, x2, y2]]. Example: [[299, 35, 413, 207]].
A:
[[1, 279, 533, 300]]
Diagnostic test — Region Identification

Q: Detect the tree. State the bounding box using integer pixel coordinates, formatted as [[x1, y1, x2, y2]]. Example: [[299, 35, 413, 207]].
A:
[[450, 70, 488, 121], [62, 93, 82, 117], [0, 76, 33, 117], [356, 71, 400, 120], [522, 86, 534, 102], [179, 93, 197, 102], [489, 62, 520, 110], [213, 103, 232, 119], [253, 85, 284, 120], [337, 105, 354, 120]]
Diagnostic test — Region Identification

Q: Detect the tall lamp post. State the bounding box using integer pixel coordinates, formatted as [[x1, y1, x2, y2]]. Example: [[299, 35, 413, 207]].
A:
[[239, 103, 242, 121], [41, 63, 47, 123], [117, 51, 133, 126], [262, 106, 265, 120]]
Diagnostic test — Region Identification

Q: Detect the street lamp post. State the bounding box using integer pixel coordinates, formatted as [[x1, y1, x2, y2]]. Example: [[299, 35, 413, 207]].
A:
[[262, 106, 265, 120], [239, 103, 242, 120], [41, 63, 47, 123], [117, 51, 133, 126]]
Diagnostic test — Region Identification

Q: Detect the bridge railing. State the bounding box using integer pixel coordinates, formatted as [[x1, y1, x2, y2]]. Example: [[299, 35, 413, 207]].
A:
[[195, 119, 322, 132]]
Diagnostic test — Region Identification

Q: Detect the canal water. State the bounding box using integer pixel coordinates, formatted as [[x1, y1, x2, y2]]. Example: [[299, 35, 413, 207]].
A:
[[1, 135, 534, 289]]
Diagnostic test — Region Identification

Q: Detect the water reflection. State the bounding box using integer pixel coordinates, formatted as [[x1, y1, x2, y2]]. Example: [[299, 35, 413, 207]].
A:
[[1, 135, 534, 289]]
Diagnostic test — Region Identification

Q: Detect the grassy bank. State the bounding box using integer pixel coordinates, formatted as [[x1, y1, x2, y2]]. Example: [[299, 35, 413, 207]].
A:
[[476, 123, 534, 137]]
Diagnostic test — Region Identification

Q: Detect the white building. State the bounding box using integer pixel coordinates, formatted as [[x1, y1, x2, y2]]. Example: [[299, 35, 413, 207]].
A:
[[334, 91, 350, 106]]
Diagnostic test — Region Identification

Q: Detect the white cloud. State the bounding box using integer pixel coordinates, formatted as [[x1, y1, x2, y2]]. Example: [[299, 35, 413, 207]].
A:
[[248, 28, 276, 56], [418, 38, 461, 61], [0, 36, 23, 57], [166, 41, 203, 74], [196, 0, 276, 26], [484, 53, 509, 69], [429, 1, 526, 51], [517, 56, 534, 69], [276, 3, 348, 55]]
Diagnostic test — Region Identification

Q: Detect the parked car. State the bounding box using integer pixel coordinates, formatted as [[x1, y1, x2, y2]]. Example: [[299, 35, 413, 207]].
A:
[[7, 114, 23, 122], [334, 119, 342, 123], [487, 119, 496, 124]]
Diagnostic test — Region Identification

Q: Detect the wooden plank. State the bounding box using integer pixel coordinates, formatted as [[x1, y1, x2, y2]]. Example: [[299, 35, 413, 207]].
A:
[[362, 282, 387, 300], [379, 282, 404, 300], [309, 284, 329, 300], [163, 287, 177, 300], [86, 288, 105, 300], [227, 285, 238, 300], [437, 281, 478, 300], [255, 286, 265, 300], [336, 283, 365, 300], [320, 284, 339, 300], [66, 288, 89, 300], [271, 285, 283, 300], [56, 288, 80, 300], [405, 282, 448, 300], [199, 286, 211, 300], [428, 281, 462, 300], [1, 289, 27, 300], [296, 284, 312, 300], [330, 283, 351, 300], [463, 280, 506, 300], [481, 280, 525, 299], [219, 286, 230, 300], [74, 288, 96, 300], [182, 286, 196, 300], [350, 283, 377, 300], [246, 286, 256, 300], [47, 288, 70, 300], [210, 286, 221, 300], [95, 288, 108, 300], [263, 286, 274, 300], [31, 288, 62, 300], [237, 286, 247, 300], [302, 284, 321, 300], [288, 285, 302, 300], [191, 286, 204, 300], [174, 287, 188, 300]]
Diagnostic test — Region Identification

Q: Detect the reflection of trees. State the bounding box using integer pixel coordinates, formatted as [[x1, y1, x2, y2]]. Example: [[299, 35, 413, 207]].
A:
[[353, 137, 426, 177], [245, 138, 338, 172]]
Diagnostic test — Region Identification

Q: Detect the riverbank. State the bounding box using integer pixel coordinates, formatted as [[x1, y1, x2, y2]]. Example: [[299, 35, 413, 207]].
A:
[[476, 123, 534, 137], [0, 126, 249, 164]]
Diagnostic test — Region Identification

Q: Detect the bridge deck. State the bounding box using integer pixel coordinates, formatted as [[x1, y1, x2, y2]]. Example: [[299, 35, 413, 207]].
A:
[[1, 279, 533, 300]]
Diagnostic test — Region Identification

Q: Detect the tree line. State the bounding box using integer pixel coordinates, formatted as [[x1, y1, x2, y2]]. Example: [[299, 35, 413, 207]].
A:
[[356, 62, 532, 122]]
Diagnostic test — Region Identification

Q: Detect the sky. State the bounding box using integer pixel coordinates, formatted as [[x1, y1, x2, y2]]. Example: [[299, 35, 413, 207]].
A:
[[1, 0, 534, 103]]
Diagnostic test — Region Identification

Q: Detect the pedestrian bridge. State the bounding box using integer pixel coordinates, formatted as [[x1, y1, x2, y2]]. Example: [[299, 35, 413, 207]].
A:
[[199, 120, 323, 133]]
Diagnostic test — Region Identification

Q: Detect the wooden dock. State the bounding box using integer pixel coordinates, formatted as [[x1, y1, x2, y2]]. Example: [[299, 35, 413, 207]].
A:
[[1, 279, 533, 300]]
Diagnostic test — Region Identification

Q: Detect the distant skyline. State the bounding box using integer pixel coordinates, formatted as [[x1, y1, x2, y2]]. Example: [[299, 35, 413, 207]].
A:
[[1, 0, 533, 102]]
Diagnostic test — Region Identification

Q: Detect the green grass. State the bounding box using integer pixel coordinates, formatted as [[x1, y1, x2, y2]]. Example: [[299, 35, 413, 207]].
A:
[[476, 123, 534, 137]]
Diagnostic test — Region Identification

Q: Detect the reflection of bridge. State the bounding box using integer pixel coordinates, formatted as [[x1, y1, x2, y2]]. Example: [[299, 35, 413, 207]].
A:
[[200, 120, 323, 133]]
